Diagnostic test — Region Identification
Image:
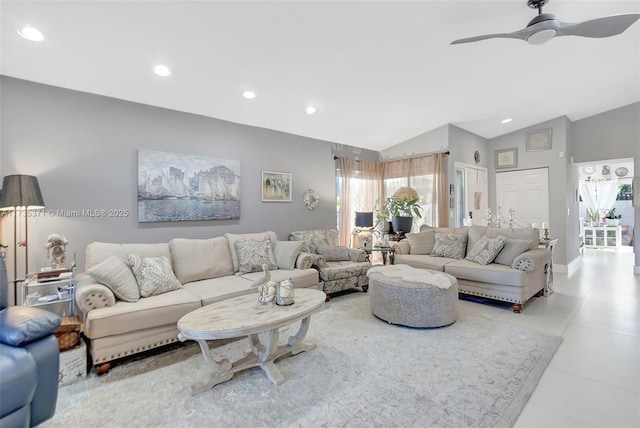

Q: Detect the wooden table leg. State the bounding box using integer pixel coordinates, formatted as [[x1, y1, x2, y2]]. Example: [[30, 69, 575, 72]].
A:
[[190, 338, 233, 394]]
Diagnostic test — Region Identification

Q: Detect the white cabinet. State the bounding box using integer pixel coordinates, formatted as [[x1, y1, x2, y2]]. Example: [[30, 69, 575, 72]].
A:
[[583, 226, 621, 250]]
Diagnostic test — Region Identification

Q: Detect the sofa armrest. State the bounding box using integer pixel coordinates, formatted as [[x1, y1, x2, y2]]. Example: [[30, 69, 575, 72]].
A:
[[74, 272, 116, 315], [295, 252, 316, 270], [512, 248, 551, 272], [0, 306, 61, 347], [347, 248, 367, 263], [391, 241, 410, 255]]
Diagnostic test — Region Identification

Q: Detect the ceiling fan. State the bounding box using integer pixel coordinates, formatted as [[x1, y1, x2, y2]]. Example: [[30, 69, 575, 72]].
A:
[[451, 0, 640, 45]]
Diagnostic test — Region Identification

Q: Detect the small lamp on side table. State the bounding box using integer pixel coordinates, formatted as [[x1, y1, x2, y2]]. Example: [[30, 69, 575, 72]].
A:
[[354, 212, 374, 252]]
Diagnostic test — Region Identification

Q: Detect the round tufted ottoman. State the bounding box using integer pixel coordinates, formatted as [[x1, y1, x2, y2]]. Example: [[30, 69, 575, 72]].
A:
[[368, 265, 458, 328]]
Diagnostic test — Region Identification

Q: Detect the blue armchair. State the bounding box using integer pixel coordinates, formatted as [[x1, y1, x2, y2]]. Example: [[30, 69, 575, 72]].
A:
[[0, 256, 61, 427]]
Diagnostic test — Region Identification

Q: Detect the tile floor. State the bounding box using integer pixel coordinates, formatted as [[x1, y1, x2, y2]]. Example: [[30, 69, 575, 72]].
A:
[[461, 248, 639, 427]]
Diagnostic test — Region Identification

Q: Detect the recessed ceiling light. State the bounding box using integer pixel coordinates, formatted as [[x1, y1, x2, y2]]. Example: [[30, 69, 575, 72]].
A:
[[501, 118, 512, 124], [17, 26, 44, 42], [306, 105, 317, 115], [243, 91, 256, 99], [153, 64, 172, 77]]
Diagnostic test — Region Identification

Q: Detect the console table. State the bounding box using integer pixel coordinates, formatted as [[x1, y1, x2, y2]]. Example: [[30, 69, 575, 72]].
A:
[[539, 238, 558, 296], [583, 226, 621, 250]]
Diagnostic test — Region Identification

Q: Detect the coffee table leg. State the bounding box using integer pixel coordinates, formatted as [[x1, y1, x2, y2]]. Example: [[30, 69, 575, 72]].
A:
[[287, 316, 316, 354], [249, 329, 286, 385], [191, 338, 233, 394]]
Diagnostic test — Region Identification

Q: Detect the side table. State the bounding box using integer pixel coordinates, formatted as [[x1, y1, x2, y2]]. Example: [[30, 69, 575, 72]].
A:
[[539, 238, 558, 296], [370, 246, 395, 265]]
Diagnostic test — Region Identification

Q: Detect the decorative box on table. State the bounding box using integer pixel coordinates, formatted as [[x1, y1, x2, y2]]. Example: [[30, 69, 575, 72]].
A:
[[59, 340, 87, 386]]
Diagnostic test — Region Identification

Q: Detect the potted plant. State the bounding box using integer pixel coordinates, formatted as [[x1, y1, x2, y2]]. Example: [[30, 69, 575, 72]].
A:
[[386, 194, 423, 235], [605, 208, 621, 226], [374, 197, 392, 234]]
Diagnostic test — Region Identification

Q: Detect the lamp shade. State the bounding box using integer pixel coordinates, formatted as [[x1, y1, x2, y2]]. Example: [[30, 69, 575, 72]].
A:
[[355, 211, 373, 228], [0, 175, 45, 210]]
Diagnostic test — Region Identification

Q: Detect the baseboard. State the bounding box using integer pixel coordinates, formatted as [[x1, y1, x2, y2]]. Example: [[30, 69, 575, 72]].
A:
[[566, 256, 582, 276], [555, 263, 568, 274]]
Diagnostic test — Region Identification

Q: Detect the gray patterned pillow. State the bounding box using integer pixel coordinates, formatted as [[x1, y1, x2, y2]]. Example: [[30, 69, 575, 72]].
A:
[[431, 233, 468, 259], [127, 254, 182, 298], [88, 255, 140, 302], [465, 236, 505, 265], [235, 236, 277, 274]]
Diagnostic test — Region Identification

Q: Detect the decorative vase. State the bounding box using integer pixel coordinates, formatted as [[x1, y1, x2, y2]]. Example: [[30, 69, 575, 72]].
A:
[[391, 216, 413, 236]]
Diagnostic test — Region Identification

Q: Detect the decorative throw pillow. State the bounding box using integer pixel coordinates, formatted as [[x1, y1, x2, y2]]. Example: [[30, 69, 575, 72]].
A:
[[234, 236, 277, 275], [88, 255, 140, 302], [273, 240, 304, 270], [406, 230, 436, 255], [315, 245, 350, 261], [494, 238, 536, 266], [431, 233, 468, 259], [127, 254, 182, 298], [465, 236, 506, 265]]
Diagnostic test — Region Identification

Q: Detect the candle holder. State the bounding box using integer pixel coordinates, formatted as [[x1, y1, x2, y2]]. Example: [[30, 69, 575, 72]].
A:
[[543, 228, 549, 240]]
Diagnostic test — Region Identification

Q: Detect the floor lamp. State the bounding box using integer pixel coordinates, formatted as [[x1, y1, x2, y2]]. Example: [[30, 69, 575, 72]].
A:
[[0, 175, 45, 304]]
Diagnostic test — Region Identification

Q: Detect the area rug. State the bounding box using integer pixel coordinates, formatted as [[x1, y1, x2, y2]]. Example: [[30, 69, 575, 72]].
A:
[[45, 293, 561, 428]]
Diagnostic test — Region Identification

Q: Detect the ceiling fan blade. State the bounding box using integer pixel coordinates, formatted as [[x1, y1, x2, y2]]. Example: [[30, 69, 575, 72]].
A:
[[450, 30, 528, 45], [557, 14, 640, 38]]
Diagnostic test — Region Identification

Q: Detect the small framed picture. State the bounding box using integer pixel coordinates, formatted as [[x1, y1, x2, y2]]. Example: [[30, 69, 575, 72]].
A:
[[525, 128, 552, 152], [495, 148, 518, 169], [262, 171, 292, 202]]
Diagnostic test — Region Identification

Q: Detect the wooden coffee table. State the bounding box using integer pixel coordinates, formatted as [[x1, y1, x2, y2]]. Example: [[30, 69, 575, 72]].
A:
[[177, 288, 325, 394]]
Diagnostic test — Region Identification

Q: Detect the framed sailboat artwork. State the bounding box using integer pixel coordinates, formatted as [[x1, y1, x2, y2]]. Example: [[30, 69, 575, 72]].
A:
[[137, 149, 240, 222]]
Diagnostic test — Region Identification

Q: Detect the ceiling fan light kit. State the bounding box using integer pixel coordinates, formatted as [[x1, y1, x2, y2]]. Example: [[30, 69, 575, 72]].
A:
[[451, 0, 640, 45]]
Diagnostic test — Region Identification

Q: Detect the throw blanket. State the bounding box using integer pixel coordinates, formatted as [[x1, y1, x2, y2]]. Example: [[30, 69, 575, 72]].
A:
[[367, 265, 453, 290]]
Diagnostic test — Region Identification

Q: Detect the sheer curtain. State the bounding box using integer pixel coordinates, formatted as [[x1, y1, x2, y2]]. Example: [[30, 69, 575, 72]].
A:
[[579, 178, 619, 221], [337, 153, 448, 243], [336, 158, 384, 246]]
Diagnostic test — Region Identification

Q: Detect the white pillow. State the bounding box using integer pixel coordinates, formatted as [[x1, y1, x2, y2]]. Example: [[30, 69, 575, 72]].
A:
[[87, 255, 140, 302], [406, 230, 436, 255], [273, 240, 303, 270], [494, 238, 536, 266]]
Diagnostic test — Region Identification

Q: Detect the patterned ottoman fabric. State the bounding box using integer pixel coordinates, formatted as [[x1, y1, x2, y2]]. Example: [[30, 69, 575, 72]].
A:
[[368, 267, 458, 328]]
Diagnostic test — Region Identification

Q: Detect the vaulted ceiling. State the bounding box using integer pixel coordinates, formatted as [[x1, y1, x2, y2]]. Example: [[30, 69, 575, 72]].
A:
[[2, 1, 638, 151]]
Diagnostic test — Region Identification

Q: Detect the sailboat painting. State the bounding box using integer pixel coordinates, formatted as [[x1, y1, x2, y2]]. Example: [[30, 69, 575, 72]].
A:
[[137, 149, 240, 222]]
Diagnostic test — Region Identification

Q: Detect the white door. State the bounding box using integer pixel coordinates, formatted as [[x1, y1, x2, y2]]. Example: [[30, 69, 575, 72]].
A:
[[495, 168, 549, 227]]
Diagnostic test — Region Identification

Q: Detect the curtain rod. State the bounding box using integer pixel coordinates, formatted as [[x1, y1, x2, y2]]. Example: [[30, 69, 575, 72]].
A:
[[333, 151, 450, 161]]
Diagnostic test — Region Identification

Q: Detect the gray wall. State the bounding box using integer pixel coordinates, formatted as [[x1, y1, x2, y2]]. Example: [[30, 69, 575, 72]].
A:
[[571, 102, 640, 269], [0, 76, 339, 273], [488, 116, 572, 266]]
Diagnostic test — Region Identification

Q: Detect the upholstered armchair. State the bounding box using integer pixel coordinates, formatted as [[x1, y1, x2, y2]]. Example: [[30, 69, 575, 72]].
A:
[[289, 229, 371, 299], [0, 256, 61, 427]]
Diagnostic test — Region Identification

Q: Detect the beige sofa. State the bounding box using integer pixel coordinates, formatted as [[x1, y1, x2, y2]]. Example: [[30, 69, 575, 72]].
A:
[[392, 225, 551, 312], [74, 231, 320, 373]]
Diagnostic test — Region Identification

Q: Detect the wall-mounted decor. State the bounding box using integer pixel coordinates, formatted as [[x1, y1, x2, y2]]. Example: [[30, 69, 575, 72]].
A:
[[474, 192, 482, 210], [495, 148, 518, 169], [137, 149, 240, 222], [303, 189, 319, 210], [525, 128, 552, 152], [262, 171, 292, 202]]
